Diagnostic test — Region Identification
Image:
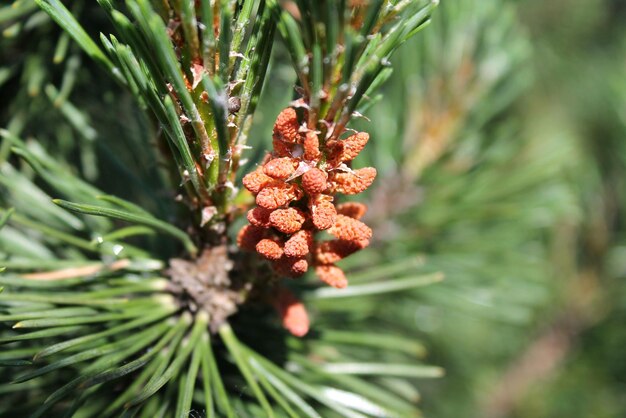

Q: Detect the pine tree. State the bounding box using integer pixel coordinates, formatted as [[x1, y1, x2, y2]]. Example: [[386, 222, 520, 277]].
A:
[[1, 1, 443, 416], [3, 0, 623, 417]]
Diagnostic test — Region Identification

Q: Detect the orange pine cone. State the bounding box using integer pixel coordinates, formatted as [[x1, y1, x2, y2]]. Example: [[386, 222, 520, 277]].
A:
[[339, 132, 369, 162], [314, 239, 360, 264], [237, 225, 265, 251], [331, 167, 377, 195], [247, 207, 273, 227], [336, 201, 368, 220], [273, 287, 310, 337], [256, 184, 299, 210], [315, 264, 348, 288], [263, 157, 297, 179], [303, 131, 321, 161], [284, 229, 314, 258], [272, 137, 295, 158], [242, 169, 274, 194], [273, 256, 309, 277], [328, 214, 372, 244], [310, 199, 337, 230], [269, 207, 306, 234], [256, 238, 284, 260], [301, 168, 328, 194], [272, 107, 300, 143]]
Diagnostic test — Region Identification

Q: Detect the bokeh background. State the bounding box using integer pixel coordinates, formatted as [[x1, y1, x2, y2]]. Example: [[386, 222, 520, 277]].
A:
[[1, 0, 625, 417]]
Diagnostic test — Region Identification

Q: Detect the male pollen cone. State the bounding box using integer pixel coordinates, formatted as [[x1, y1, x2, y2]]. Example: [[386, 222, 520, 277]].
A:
[[336, 202, 368, 220], [239, 106, 377, 310], [327, 132, 370, 166], [314, 240, 361, 264], [315, 265, 348, 288], [329, 214, 373, 243], [247, 207, 272, 227], [269, 207, 306, 234], [256, 184, 299, 210], [339, 132, 369, 162], [237, 225, 265, 252], [273, 108, 300, 143], [331, 167, 377, 195], [242, 169, 274, 194], [303, 131, 321, 161], [284, 230, 314, 258], [301, 168, 328, 194], [263, 157, 297, 179], [256, 238, 284, 260], [273, 287, 310, 337], [273, 257, 308, 277], [310, 199, 337, 230]]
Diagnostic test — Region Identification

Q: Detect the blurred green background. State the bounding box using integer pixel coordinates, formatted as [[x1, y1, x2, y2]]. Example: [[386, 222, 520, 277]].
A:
[[1, 0, 626, 417], [379, 1, 626, 417]]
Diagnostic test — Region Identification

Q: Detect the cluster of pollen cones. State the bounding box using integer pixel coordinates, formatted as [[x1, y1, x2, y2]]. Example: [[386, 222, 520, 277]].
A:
[[237, 107, 377, 336]]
